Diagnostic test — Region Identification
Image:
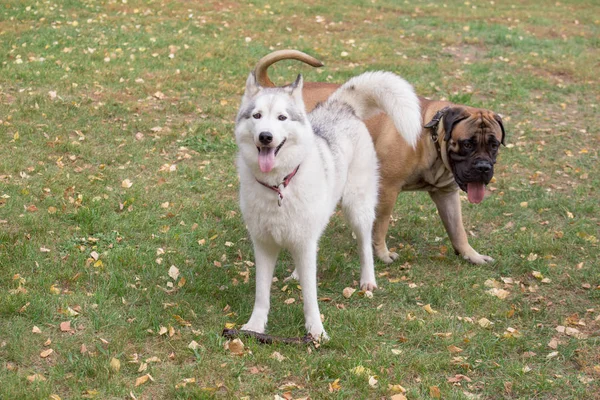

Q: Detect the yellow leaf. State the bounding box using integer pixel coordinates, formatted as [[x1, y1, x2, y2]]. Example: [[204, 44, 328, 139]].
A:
[[158, 326, 168, 336], [110, 357, 121, 372], [388, 384, 407, 393], [224, 322, 235, 329], [178, 277, 187, 287], [49, 395, 62, 400], [173, 315, 191, 326], [430, 386, 442, 398], [121, 179, 133, 188], [390, 394, 407, 400], [328, 378, 341, 392], [134, 374, 151, 387], [478, 317, 493, 328], [423, 304, 438, 314], [47, 206, 57, 214]]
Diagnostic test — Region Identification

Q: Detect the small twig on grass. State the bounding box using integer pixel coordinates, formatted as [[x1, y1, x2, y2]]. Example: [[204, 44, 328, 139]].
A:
[[222, 329, 314, 345]]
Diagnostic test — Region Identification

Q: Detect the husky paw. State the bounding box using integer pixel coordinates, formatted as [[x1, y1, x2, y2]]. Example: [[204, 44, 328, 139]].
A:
[[241, 322, 266, 334], [284, 269, 300, 282], [308, 328, 330, 343], [360, 281, 378, 292]]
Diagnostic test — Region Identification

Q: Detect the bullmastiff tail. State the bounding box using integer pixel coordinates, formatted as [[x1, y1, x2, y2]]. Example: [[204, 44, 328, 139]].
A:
[[253, 50, 506, 265]]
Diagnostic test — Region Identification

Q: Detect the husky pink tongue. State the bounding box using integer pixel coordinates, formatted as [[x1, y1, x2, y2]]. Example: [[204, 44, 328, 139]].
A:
[[467, 182, 486, 204], [258, 147, 276, 173]]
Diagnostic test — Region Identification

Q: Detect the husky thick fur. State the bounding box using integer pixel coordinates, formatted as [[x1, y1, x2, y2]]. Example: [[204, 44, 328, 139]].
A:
[[235, 71, 421, 340]]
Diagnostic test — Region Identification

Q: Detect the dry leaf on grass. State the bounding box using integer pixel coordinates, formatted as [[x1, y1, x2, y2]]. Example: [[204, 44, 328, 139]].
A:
[[60, 321, 71, 332], [423, 304, 438, 314], [121, 179, 133, 188], [486, 288, 510, 300], [343, 287, 356, 298], [168, 265, 179, 280], [270, 351, 285, 362], [448, 345, 463, 353], [40, 349, 54, 358], [430, 385, 442, 398], [27, 374, 46, 382], [134, 374, 154, 387], [110, 357, 121, 372], [227, 338, 245, 355], [328, 378, 341, 392], [32, 326, 41, 334]]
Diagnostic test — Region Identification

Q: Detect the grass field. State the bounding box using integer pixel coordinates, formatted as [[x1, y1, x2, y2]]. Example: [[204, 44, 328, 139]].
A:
[[1, 0, 599, 398]]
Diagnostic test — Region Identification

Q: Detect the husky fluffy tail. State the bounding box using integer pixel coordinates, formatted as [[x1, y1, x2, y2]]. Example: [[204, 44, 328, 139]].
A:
[[328, 71, 422, 148]]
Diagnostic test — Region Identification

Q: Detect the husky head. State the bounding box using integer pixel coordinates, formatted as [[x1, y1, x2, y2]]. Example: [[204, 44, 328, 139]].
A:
[[235, 73, 309, 175]]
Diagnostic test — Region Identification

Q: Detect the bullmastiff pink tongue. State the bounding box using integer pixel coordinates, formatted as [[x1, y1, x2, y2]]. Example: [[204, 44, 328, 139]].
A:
[[467, 182, 485, 204], [258, 147, 275, 173]]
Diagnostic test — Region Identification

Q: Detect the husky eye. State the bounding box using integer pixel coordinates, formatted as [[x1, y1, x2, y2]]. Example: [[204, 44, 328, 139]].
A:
[[252, 113, 262, 119], [278, 115, 287, 121]]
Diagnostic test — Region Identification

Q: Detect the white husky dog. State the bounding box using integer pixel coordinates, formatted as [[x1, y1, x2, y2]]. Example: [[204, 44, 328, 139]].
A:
[[235, 70, 421, 340]]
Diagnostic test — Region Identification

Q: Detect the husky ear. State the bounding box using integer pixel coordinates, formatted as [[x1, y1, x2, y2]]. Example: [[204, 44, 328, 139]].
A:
[[242, 72, 261, 100], [288, 74, 304, 103]]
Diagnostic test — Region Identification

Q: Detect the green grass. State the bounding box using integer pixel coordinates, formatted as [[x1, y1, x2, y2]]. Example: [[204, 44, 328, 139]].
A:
[[1, 0, 599, 399]]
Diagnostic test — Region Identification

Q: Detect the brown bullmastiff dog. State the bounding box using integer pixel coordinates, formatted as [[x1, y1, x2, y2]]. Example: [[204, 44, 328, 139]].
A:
[[253, 50, 505, 265]]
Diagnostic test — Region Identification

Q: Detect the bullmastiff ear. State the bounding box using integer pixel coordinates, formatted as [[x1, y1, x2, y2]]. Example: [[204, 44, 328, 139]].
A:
[[494, 113, 506, 145], [442, 107, 470, 142]]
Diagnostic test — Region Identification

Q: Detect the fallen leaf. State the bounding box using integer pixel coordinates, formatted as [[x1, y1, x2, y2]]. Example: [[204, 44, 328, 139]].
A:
[[168, 265, 180, 281], [158, 326, 168, 336], [328, 378, 341, 392], [135, 374, 153, 387], [175, 378, 196, 389], [368, 375, 378, 387], [121, 179, 133, 189], [228, 338, 245, 355], [423, 304, 438, 314], [343, 287, 356, 298], [270, 351, 285, 362], [60, 321, 71, 332], [486, 288, 510, 300], [110, 357, 121, 372], [447, 374, 472, 383], [32, 326, 42, 334], [546, 351, 559, 359], [390, 395, 407, 400], [430, 385, 441, 398], [478, 318, 493, 328], [548, 337, 559, 349], [448, 345, 464, 354], [27, 374, 46, 382], [284, 298, 295, 305], [388, 384, 407, 393], [40, 349, 54, 358]]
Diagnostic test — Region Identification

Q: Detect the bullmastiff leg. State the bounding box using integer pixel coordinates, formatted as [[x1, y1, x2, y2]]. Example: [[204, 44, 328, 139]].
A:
[[429, 190, 494, 265], [373, 185, 401, 264]]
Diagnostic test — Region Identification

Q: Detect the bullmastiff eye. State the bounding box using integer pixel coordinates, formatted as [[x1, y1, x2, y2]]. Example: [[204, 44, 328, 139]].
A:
[[278, 115, 287, 121], [252, 113, 262, 119], [462, 141, 473, 150]]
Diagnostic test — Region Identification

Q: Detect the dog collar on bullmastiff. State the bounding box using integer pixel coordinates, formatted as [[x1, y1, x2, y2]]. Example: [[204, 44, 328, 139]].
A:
[[424, 106, 452, 171]]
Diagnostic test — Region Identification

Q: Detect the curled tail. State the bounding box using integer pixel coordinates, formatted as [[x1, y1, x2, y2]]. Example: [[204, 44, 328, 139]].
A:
[[254, 49, 324, 88], [328, 71, 422, 148]]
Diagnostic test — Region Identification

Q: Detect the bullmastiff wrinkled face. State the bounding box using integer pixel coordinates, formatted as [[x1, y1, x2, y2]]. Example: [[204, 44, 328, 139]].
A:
[[443, 107, 506, 204]]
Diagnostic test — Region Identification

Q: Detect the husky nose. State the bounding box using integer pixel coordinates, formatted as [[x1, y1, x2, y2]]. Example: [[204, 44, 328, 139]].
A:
[[474, 160, 492, 174], [259, 131, 273, 145]]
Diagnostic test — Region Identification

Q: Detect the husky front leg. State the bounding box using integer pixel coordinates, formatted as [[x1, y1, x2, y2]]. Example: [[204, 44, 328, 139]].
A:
[[291, 242, 328, 341], [242, 240, 280, 334]]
